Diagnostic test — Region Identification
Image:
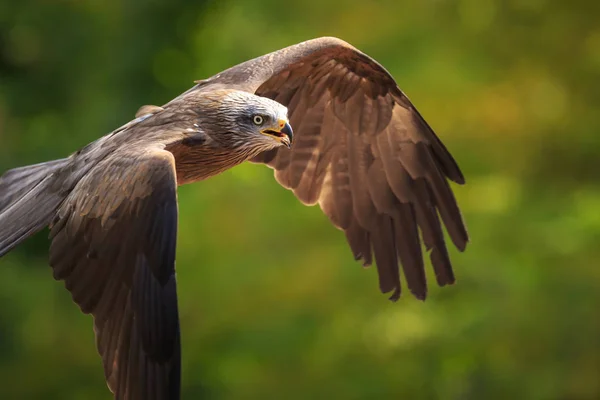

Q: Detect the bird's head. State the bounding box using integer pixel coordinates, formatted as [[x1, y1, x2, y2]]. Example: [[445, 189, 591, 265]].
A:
[[199, 90, 293, 152]]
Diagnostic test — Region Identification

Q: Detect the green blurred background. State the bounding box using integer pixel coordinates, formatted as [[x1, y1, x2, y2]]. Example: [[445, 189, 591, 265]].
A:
[[1, 0, 599, 399]]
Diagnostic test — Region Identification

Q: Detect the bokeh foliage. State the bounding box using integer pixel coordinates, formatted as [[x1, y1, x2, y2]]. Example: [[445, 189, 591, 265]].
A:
[[0, 0, 599, 399]]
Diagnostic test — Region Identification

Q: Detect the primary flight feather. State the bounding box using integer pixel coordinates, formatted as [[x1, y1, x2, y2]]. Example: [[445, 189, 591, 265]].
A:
[[0, 37, 468, 399]]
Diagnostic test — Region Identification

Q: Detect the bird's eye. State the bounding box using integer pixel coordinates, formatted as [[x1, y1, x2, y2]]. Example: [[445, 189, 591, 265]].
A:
[[253, 115, 264, 125]]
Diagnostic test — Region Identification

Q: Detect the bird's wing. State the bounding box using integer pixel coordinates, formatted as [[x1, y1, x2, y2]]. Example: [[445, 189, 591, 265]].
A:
[[48, 147, 180, 399], [210, 37, 469, 300]]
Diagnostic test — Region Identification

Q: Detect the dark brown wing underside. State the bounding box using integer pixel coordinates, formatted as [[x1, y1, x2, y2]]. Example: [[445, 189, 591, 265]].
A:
[[244, 38, 468, 300], [48, 148, 181, 399]]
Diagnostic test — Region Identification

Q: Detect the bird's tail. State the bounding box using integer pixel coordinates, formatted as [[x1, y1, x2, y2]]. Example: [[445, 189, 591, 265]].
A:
[[0, 158, 71, 257]]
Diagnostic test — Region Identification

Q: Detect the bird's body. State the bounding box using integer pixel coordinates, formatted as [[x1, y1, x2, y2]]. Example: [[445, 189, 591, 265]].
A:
[[0, 37, 468, 399], [47, 89, 289, 189]]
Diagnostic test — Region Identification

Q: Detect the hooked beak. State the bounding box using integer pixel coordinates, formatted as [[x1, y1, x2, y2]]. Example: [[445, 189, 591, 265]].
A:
[[279, 121, 293, 148], [261, 119, 293, 148]]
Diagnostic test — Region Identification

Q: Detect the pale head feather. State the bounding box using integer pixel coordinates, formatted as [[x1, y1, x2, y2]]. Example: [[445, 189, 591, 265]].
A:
[[196, 89, 289, 153]]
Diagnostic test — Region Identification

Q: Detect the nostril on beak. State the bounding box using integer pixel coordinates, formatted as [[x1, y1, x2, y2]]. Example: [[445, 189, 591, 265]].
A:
[[280, 122, 293, 143]]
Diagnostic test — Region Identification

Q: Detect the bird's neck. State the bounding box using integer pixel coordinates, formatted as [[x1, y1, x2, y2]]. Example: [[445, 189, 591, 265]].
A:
[[165, 139, 257, 186]]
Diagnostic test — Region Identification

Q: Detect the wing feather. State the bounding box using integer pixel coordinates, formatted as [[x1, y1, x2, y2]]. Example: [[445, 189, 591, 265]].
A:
[[288, 95, 327, 189], [235, 37, 468, 300], [48, 148, 181, 399], [366, 158, 396, 215], [346, 134, 376, 230], [371, 214, 401, 300], [330, 148, 354, 230], [344, 219, 372, 267], [394, 204, 427, 299], [413, 180, 455, 286]]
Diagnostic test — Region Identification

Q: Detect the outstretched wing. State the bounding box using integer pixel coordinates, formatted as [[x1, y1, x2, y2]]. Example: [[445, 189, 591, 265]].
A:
[[209, 37, 469, 300], [48, 147, 181, 399]]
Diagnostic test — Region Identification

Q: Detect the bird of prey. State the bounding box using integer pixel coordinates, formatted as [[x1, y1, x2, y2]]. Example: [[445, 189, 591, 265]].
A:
[[0, 37, 468, 399]]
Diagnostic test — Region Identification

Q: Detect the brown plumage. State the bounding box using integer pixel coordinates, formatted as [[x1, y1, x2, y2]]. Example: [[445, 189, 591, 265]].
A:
[[0, 37, 468, 399]]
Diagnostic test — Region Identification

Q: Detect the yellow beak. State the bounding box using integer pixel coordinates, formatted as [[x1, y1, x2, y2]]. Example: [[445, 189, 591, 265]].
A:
[[261, 119, 293, 148]]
